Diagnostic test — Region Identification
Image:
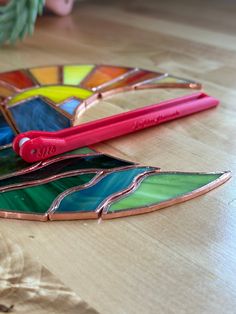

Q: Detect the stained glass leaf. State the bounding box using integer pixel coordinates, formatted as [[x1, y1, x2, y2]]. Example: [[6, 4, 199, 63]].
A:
[[0, 173, 97, 221], [103, 171, 231, 218], [0, 154, 134, 191], [49, 167, 155, 220]]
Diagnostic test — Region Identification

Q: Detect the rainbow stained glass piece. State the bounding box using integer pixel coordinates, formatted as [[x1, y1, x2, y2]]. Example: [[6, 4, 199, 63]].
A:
[[100, 69, 161, 91], [29, 66, 60, 85], [63, 65, 94, 85], [8, 85, 93, 106], [8, 98, 71, 133], [50, 167, 153, 220], [81, 65, 132, 90], [59, 99, 81, 115], [0, 70, 35, 90], [102, 171, 230, 218], [0, 173, 97, 221], [0, 85, 15, 98], [0, 154, 134, 191], [0, 111, 15, 146]]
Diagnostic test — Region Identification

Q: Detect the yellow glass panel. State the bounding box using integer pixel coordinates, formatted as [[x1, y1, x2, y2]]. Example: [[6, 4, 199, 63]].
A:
[[30, 66, 60, 85], [0, 85, 15, 97], [63, 65, 94, 85], [8, 86, 93, 106]]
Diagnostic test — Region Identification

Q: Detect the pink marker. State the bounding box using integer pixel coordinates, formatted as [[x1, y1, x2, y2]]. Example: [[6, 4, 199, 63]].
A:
[[13, 92, 219, 163]]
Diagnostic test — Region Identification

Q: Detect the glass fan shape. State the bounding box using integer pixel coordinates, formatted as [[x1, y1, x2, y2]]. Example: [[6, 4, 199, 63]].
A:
[[0, 64, 231, 221]]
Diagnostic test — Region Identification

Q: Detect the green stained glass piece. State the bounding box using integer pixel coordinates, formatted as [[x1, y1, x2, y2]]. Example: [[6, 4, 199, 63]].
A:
[[63, 65, 94, 85], [0, 146, 98, 181], [0, 146, 30, 178], [61, 147, 96, 156], [0, 146, 109, 186], [0, 154, 134, 189], [55, 167, 153, 213], [151, 76, 187, 84], [108, 172, 223, 213], [0, 173, 96, 214]]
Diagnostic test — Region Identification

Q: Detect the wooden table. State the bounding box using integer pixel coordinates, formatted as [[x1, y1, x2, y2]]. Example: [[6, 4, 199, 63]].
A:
[[0, 0, 235, 313]]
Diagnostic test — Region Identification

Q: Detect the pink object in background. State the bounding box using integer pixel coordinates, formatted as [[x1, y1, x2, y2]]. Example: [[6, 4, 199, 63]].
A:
[[0, 0, 75, 16], [45, 0, 75, 16]]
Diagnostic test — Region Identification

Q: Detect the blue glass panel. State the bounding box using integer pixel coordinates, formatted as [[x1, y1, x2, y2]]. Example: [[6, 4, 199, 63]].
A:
[[59, 99, 81, 115], [9, 98, 71, 133], [56, 167, 153, 213], [0, 113, 15, 146]]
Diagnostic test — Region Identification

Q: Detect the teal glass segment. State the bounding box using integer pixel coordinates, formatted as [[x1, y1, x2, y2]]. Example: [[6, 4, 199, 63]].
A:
[[0, 173, 96, 214], [55, 167, 153, 213], [59, 99, 81, 115], [108, 172, 222, 213], [0, 154, 134, 188]]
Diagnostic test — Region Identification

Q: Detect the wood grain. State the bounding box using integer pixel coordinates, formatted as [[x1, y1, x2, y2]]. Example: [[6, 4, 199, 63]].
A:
[[0, 0, 236, 313]]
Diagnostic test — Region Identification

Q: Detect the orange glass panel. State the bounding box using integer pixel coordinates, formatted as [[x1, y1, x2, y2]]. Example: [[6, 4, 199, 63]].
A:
[[0, 85, 15, 98], [30, 66, 60, 85], [0, 70, 35, 90], [81, 66, 131, 90]]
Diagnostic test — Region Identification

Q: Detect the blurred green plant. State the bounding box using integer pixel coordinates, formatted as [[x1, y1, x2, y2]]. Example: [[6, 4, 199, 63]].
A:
[[0, 0, 45, 45]]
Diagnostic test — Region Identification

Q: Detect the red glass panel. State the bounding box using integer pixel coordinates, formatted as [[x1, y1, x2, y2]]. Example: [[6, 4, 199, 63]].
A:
[[0, 70, 35, 90]]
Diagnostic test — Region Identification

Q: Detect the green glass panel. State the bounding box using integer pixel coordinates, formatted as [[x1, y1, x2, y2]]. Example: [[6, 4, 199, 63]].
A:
[[0, 154, 134, 188], [55, 167, 153, 213], [0, 146, 30, 178], [0, 173, 96, 214], [151, 76, 186, 84], [8, 86, 93, 106], [62, 147, 96, 156], [63, 65, 94, 85], [0, 146, 98, 180], [108, 172, 222, 213]]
